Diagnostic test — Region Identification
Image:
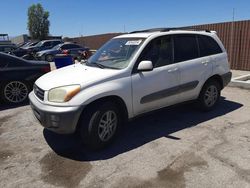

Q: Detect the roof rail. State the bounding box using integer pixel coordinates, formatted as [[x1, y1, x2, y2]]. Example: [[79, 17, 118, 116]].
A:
[[129, 28, 171, 34], [129, 27, 211, 34], [176, 27, 211, 33]]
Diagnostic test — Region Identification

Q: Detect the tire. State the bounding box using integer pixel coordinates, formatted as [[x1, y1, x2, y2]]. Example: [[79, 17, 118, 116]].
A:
[[0, 81, 30, 104], [45, 54, 54, 62], [198, 80, 221, 111], [79, 102, 121, 150]]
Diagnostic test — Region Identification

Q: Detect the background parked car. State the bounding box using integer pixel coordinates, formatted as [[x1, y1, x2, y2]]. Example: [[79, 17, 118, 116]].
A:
[[0, 52, 50, 104], [11, 41, 40, 57], [0, 44, 17, 53], [12, 39, 62, 58], [20, 41, 40, 49], [36, 42, 89, 62]]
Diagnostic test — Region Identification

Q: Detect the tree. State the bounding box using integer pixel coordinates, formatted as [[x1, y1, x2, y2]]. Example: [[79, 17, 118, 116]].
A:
[[27, 3, 50, 40]]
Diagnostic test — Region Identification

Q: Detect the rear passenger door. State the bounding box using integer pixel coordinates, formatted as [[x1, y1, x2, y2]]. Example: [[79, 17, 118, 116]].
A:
[[174, 34, 213, 102], [198, 35, 224, 74]]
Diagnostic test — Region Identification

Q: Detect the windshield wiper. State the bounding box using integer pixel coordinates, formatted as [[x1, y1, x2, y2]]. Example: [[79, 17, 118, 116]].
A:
[[85, 61, 120, 70], [89, 62, 105, 69]]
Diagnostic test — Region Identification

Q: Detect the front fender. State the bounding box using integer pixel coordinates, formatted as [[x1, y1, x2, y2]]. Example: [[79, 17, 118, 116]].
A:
[[68, 76, 133, 118]]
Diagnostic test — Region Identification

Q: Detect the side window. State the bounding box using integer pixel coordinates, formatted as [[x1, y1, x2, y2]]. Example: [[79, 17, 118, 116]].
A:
[[43, 42, 52, 47], [198, 35, 223, 57], [173, 34, 199, 62], [60, 44, 69, 50], [68, 44, 80, 49], [139, 36, 173, 68], [63, 44, 79, 49], [52, 41, 61, 46]]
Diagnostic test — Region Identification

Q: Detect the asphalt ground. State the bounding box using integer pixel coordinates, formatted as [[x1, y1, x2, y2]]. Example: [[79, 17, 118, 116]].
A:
[[0, 86, 250, 188]]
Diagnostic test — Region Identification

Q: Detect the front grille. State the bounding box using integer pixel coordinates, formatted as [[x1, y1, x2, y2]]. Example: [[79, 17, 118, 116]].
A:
[[34, 84, 45, 101]]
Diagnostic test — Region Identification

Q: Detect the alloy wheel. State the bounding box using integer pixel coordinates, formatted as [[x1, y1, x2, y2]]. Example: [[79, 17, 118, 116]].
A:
[[98, 110, 118, 142], [4, 81, 29, 103], [204, 85, 218, 107]]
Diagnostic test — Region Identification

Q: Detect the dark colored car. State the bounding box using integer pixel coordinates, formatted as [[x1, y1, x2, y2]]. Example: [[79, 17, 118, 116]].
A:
[[36, 43, 89, 62], [10, 41, 40, 57], [0, 45, 17, 53], [12, 40, 62, 57], [20, 41, 40, 49], [0, 52, 50, 104]]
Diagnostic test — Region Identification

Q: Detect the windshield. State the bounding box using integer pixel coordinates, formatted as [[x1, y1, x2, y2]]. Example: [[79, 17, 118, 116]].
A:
[[35, 41, 43, 47], [87, 38, 145, 69]]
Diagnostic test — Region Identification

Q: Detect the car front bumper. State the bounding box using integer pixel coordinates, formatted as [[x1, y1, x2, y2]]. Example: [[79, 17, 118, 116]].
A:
[[29, 91, 84, 134]]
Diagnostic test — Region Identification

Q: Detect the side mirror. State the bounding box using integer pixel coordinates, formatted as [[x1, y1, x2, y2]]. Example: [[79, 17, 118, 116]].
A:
[[137, 61, 153, 72]]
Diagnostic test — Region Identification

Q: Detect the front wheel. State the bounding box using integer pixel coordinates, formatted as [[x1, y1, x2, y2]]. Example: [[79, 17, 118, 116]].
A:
[[79, 102, 121, 150], [198, 80, 221, 111]]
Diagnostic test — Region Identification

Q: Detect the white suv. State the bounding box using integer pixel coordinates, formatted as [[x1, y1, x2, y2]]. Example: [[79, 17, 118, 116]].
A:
[[29, 28, 232, 149]]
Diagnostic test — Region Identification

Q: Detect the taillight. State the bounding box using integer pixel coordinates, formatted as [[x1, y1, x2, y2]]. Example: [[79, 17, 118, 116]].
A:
[[41, 66, 50, 73], [62, 50, 69, 55]]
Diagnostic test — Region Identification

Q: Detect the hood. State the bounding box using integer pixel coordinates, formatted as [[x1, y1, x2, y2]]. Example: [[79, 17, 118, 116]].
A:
[[35, 63, 121, 91]]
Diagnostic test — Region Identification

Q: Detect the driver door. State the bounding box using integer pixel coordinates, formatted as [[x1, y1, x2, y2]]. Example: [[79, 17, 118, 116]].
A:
[[131, 35, 180, 116]]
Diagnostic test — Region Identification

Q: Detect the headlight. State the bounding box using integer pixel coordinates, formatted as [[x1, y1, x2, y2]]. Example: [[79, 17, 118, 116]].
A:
[[48, 85, 81, 103]]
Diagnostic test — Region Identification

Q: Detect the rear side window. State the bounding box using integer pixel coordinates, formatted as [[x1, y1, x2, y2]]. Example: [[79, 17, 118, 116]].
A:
[[43, 42, 52, 47], [52, 41, 61, 46], [173, 34, 199, 62], [61, 44, 80, 49], [198, 35, 222, 57], [68, 44, 81, 49]]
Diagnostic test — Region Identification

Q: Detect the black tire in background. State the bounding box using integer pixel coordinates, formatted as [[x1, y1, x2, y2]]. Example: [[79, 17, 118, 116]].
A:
[[79, 102, 121, 150], [198, 80, 221, 111], [45, 54, 54, 62]]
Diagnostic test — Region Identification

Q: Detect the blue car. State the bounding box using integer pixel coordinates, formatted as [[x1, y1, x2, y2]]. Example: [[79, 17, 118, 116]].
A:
[[36, 43, 88, 62]]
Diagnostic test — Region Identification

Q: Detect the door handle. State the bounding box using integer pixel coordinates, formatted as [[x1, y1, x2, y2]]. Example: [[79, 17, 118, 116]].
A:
[[167, 67, 178, 73], [201, 61, 209, 65]]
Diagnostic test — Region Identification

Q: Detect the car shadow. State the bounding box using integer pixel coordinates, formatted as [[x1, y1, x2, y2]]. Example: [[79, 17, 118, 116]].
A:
[[0, 101, 29, 111], [43, 97, 243, 161]]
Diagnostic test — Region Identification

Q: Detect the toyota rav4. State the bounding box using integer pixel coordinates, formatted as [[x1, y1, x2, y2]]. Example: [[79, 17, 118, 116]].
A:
[[29, 28, 232, 149]]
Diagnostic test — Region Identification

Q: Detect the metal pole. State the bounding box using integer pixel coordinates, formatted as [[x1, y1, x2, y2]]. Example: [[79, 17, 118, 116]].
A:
[[230, 8, 235, 66]]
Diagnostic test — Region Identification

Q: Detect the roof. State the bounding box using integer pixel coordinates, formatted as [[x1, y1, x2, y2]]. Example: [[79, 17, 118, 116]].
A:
[[115, 29, 215, 39]]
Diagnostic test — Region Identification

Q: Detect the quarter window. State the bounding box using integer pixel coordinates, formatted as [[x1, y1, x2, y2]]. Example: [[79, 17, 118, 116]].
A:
[[173, 35, 199, 62], [198, 35, 222, 57]]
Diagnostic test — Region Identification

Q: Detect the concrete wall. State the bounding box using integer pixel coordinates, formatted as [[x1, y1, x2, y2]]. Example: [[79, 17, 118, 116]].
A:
[[71, 33, 123, 50]]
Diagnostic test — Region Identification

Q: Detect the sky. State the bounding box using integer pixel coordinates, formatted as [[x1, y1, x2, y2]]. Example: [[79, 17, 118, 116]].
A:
[[1, 0, 250, 38]]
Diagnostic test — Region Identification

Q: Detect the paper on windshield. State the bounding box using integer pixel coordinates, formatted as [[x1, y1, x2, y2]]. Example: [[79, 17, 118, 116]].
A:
[[125, 40, 142, 45]]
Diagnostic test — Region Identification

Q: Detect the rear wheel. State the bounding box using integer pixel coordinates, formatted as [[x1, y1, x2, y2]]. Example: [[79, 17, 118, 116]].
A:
[[1, 81, 29, 104], [79, 102, 121, 150], [198, 80, 221, 111], [46, 54, 54, 62]]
